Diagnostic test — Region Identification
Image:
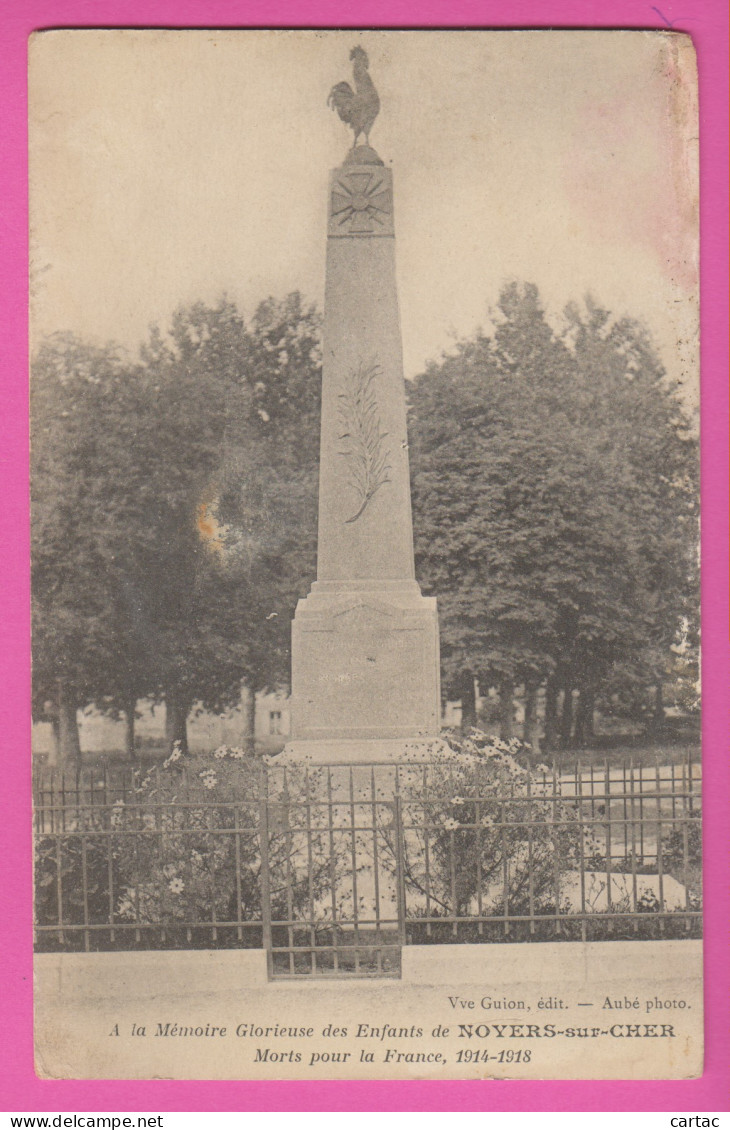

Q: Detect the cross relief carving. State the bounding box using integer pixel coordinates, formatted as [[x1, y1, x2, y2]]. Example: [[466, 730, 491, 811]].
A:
[[329, 169, 394, 236]]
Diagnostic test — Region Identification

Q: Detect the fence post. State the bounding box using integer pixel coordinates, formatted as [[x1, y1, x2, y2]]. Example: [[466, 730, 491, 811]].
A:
[[393, 794, 407, 948], [258, 763, 273, 978]]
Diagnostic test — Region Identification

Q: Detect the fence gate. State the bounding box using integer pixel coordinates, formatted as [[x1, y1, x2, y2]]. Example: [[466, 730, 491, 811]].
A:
[[259, 765, 406, 979]]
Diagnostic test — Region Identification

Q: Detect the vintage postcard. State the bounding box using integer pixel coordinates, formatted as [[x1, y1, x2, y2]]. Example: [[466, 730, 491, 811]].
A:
[[30, 29, 701, 1081]]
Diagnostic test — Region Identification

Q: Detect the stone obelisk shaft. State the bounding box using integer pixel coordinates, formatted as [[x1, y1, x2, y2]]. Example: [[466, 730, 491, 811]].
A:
[[288, 151, 441, 757], [317, 162, 414, 580]]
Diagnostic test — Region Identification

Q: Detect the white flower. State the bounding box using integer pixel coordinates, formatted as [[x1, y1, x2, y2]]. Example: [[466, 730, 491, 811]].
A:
[[443, 817, 459, 831], [168, 878, 184, 894], [163, 742, 183, 768], [116, 890, 137, 919], [451, 796, 465, 805], [213, 746, 228, 759]]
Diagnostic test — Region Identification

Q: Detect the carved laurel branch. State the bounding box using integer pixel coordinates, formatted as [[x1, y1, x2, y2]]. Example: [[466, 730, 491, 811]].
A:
[[337, 359, 392, 523]]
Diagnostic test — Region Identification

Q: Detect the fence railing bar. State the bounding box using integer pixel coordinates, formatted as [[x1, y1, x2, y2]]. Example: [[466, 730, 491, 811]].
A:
[[35, 919, 264, 934], [132, 824, 141, 946], [393, 793, 407, 949], [257, 764, 273, 978], [233, 805, 243, 942], [639, 764, 645, 862], [502, 795, 509, 937], [622, 761, 629, 858], [54, 833, 63, 944], [422, 764, 432, 938], [526, 771, 535, 935], [682, 790, 691, 933], [656, 755, 665, 928], [370, 767, 383, 973], [549, 761, 561, 936], [577, 759, 586, 942], [281, 767, 296, 976], [605, 759, 612, 914], [348, 766, 361, 976], [629, 755, 638, 934], [305, 768, 316, 975], [448, 820, 458, 939], [475, 795, 483, 937], [326, 767, 339, 974], [107, 825, 115, 943], [34, 783, 699, 808], [34, 811, 696, 836], [36, 909, 700, 935]]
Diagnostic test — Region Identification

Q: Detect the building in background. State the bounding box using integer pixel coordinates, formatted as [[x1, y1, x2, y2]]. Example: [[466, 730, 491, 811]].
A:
[[31, 690, 293, 761]]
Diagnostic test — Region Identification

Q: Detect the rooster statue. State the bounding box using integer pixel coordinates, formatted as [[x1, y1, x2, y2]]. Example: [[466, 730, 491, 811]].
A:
[[327, 46, 380, 150]]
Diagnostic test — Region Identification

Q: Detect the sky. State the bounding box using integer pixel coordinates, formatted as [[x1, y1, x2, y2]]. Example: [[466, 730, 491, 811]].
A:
[[29, 29, 699, 408]]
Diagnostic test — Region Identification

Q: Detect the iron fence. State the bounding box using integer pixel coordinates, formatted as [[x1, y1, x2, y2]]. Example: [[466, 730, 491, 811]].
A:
[[34, 763, 266, 951], [391, 758, 701, 945], [33, 755, 701, 970]]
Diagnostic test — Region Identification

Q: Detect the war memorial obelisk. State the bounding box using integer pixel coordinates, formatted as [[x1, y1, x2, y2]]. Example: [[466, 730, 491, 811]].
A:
[[285, 48, 442, 761]]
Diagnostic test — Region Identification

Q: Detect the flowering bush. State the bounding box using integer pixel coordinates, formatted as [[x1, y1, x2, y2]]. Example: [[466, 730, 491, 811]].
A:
[[369, 732, 584, 938], [116, 745, 353, 946], [35, 744, 345, 951]]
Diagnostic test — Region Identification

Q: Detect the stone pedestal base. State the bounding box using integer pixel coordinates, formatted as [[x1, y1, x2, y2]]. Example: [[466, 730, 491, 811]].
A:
[[289, 579, 441, 752]]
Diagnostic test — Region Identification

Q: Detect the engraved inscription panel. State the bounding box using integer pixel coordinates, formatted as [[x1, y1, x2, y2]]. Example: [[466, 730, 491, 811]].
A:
[[298, 604, 427, 734]]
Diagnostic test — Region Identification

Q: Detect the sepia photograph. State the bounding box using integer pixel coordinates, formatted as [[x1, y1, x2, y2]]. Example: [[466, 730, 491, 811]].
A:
[[29, 29, 702, 1082]]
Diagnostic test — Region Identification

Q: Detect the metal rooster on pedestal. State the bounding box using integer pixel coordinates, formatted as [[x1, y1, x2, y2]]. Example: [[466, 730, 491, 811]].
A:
[[328, 46, 380, 150]]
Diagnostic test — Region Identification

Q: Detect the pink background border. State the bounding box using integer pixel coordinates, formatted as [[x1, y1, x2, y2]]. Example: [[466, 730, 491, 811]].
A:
[[1, 0, 727, 1112]]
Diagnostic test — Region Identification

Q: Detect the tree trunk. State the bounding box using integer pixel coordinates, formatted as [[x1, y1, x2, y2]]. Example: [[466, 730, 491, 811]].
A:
[[58, 682, 81, 764], [124, 696, 137, 760], [651, 681, 665, 732], [559, 678, 575, 749], [543, 675, 559, 754], [165, 690, 190, 756], [523, 682, 541, 757], [499, 679, 515, 742], [46, 717, 60, 768], [457, 670, 476, 735], [574, 686, 595, 748], [241, 684, 256, 755]]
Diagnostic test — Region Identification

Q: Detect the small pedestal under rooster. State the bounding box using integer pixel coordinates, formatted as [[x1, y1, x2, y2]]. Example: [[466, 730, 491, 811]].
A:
[[285, 47, 443, 762]]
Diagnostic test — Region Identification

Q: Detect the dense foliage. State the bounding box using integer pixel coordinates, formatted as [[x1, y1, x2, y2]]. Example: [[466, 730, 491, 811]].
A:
[[31, 295, 321, 759], [409, 284, 699, 750]]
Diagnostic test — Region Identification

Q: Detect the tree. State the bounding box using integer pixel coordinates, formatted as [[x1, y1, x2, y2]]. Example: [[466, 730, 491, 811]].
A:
[[31, 334, 150, 761], [564, 298, 699, 736], [409, 283, 698, 752], [134, 293, 321, 753], [32, 293, 322, 762]]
